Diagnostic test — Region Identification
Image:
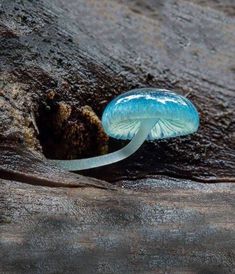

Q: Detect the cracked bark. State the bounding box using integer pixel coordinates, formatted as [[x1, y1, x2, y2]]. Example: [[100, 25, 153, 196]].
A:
[[0, 0, 235, 273]]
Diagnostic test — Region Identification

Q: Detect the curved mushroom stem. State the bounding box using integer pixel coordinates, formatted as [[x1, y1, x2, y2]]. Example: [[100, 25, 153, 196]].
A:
[[50, 119, 157, 171]]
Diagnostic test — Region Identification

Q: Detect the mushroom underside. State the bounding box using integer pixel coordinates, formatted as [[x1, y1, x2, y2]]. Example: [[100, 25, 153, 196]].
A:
[[107, 118, 197, 140]]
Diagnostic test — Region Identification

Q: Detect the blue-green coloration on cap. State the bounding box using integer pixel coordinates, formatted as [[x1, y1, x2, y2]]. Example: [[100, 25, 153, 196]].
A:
[[102, 88, 199, 140], [50, 88, 200, 171]]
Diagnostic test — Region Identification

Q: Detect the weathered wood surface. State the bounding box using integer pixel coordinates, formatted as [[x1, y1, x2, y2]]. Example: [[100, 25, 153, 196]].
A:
[[1, 179, 235, 273], [0, 0, 235, 273], [0, 0, 234, 182]]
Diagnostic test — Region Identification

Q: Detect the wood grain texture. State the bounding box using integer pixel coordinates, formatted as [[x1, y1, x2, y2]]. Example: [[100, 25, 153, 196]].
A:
[[0, 0, 234, 182], [1, 178, 235, 273], [0, 0, 235, 273]]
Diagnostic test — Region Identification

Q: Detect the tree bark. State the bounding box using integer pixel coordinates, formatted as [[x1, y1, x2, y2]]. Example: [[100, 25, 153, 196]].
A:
[[0, 0, 235, 273]]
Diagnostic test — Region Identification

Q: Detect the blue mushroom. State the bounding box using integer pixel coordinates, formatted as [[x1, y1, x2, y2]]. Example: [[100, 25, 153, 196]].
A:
[[51, 88, 199, 171]]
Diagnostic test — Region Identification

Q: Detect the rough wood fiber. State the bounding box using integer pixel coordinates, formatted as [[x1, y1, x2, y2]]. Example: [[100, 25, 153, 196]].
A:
[[0, 0, 235, 273], [1, 179, 235, 273], [0, 0, 234, 182]]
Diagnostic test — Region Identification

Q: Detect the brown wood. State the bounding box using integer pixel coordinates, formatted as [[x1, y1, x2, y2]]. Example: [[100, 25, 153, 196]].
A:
[[0, 0, 235, 273]]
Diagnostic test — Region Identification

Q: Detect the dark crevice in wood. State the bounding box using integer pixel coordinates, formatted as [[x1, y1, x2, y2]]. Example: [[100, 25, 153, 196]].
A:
[[111, 173, 235, 185], [0, 0, 235, 272], [0, 168, 114, 189]]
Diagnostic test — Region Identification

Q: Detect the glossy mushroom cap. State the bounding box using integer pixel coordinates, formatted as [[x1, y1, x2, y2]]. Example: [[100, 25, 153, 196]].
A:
[[102, 88, 199, 140]]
